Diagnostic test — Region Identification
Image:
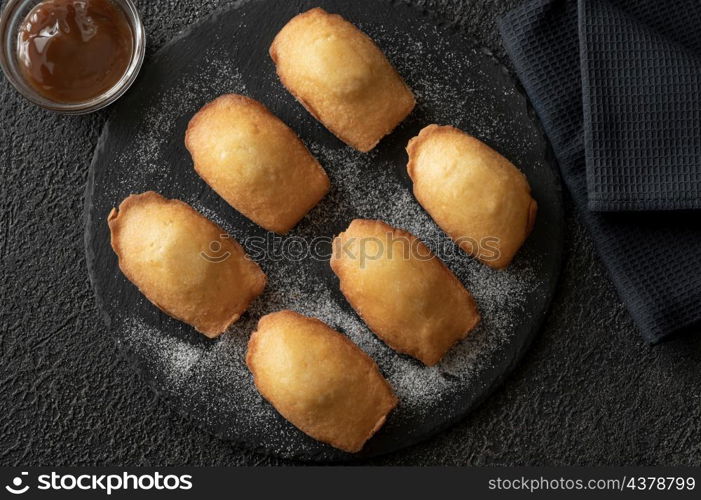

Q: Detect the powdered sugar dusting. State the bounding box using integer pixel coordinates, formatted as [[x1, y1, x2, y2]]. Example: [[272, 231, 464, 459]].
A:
[[102, 9, 551, 459]]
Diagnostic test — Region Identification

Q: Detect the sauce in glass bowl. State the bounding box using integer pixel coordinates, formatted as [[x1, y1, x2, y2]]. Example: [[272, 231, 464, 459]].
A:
[[16, 0, 133, 103]]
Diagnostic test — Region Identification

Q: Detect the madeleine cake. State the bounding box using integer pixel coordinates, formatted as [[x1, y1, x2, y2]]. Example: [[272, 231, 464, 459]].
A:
[[269, 8, 415, 152], [185, 94, 330, 234], [330, 219, 480, 365], [107, 191, 266, 337], [246, 310, 397, 453], [406, 124, 537, 269]]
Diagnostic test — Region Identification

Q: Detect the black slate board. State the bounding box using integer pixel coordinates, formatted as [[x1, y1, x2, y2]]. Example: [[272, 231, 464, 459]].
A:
[[84, 0, 563, 461]]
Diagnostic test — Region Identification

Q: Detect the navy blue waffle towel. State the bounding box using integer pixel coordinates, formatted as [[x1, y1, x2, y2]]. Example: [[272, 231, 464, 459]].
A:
[[498, 0, 701, 342]]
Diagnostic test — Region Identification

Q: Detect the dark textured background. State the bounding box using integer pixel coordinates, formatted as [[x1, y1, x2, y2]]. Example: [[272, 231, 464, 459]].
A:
[[1, 0, 700, 466]]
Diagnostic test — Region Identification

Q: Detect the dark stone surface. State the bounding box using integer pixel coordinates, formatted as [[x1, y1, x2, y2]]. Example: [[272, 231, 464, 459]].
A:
[[86, 0, 564, 461], [0, 0, 700, 466]]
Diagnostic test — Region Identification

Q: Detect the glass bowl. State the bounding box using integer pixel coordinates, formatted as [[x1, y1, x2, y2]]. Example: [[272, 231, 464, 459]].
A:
[[0, 0, 145, 114]]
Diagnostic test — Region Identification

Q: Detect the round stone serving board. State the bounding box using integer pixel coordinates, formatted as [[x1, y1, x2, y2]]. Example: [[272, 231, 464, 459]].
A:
[[84, 0, 563, 461]]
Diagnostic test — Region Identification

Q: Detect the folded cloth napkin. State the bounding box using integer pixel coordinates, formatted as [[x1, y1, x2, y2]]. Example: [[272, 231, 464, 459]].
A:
[[579, 0, 701, 211], [498, 0, 701, 343]]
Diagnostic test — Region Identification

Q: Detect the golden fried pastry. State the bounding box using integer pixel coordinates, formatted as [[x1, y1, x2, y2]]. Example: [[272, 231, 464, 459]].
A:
[[406, 124, 537, 269], [107, 191, 266, 337], [246, 310, 397, 453], [185, 94, 330, 234], [330, 219, 480, 366], [269, 8, 415, 152]]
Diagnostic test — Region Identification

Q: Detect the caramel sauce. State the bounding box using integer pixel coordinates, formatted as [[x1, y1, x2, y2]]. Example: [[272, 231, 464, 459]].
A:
[[17, 0, 133, 103]]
